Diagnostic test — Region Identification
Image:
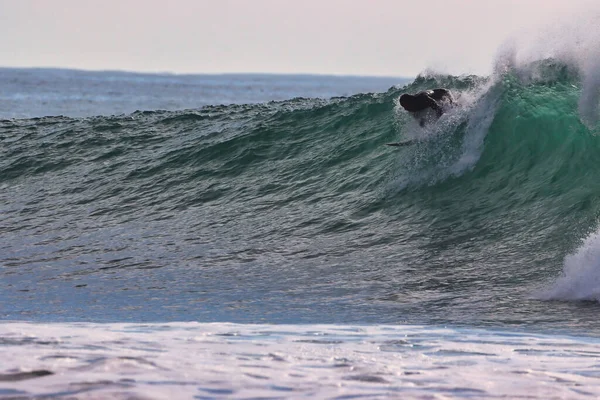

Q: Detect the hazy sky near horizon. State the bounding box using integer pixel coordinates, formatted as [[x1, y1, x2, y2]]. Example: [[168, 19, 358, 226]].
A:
[[1, 0, 598, 77]]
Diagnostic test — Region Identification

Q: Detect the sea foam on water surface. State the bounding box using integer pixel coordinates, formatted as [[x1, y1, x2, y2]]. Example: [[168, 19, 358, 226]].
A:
[[542, 225, 600, 302], [1, 322, 600, 399]]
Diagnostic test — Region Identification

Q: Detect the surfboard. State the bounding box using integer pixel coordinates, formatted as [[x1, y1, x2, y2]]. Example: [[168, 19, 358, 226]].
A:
[[386, 140, 415, 147]]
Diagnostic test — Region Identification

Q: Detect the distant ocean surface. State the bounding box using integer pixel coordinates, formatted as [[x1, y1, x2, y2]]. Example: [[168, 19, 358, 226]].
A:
[[0, 67, 406, 118], [2, 66, 600, 398]]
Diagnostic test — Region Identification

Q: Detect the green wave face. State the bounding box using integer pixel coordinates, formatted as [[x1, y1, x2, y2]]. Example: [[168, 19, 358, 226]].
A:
[[2, 63, 600, 328]]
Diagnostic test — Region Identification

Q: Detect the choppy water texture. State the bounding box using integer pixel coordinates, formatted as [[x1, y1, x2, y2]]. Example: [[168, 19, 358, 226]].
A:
[[4, 60, 600, 399], [2, 322, 600, 399]]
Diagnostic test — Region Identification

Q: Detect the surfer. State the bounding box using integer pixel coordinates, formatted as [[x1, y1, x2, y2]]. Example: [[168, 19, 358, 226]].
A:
[[399, 88, 454, 126]]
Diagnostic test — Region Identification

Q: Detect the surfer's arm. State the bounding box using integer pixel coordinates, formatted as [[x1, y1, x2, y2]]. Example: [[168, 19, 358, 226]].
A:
[[432, 88, 455, 105], [425, 95, 444, 117]]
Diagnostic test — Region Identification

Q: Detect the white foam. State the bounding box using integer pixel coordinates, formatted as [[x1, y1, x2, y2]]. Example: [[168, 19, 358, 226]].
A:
[[449, 80, 500, 176], [541, 226, 600, 301], [2, 322, 600, 399], [493, 6, 600, 129]]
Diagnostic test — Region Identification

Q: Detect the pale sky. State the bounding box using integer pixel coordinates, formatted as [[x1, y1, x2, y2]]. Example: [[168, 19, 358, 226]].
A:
[[0, 0, 598, 77]]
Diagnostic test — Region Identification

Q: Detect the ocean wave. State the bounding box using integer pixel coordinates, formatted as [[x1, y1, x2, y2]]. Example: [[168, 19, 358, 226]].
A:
[[3, 59, 600, 327]]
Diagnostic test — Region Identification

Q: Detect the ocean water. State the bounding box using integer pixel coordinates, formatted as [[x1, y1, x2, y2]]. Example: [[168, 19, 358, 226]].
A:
[[2, 61, 600, 398], [0, 68, 405, 119], [3, 322, 600, 399]]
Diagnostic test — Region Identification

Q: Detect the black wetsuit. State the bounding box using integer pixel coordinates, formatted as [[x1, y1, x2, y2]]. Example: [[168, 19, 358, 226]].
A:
[[400, 89, 454, 126], [399, 88, 453, 117]]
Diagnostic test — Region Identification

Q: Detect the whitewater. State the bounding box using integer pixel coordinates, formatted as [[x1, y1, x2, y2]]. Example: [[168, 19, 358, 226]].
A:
[[3, 16, 600, 399]]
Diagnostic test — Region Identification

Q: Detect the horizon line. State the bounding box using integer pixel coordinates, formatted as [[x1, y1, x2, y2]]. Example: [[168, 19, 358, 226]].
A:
[[0, 65, 412, 80]]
